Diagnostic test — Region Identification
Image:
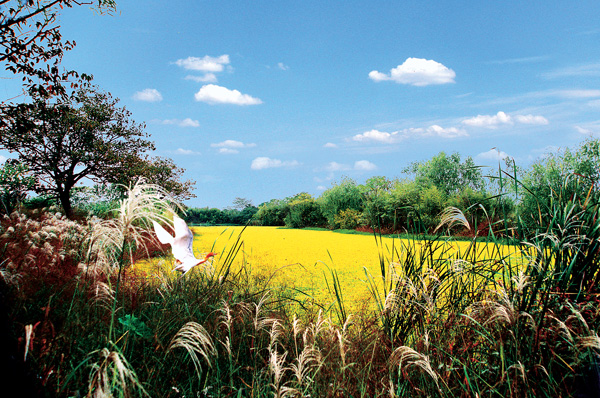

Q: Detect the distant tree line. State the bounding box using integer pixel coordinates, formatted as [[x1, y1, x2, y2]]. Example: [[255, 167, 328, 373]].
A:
[[3, 136, 600, 239], [247, 138, 600, 239], [185, 197, 258, 226]]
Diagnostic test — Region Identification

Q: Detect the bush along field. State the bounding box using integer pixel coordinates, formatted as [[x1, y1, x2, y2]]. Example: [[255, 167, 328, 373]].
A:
[[3, 155, 600, 396]]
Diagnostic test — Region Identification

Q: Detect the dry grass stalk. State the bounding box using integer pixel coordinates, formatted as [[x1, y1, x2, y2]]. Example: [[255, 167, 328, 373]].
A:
[[93, 282, 115, 313], [290, 345, 321, 386], [269, 349, 288, 398], [87, 180, 178, 272], [389, 346, 439, 386], [87, 347, 148, 398], [168, 322, 217, 381], [435, 206, 471, 234], [24, 324, 33, 361]]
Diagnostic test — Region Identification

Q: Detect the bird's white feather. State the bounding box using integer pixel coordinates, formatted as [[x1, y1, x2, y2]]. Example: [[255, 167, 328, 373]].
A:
[[153, 214, 207, 274], [152, 220, 174, 245]]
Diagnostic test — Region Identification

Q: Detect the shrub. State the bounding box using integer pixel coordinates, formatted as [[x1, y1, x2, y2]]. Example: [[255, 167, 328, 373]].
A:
[[319, 177, 363, 229], [333, 208, 363, 230], [284, 193, 326, 228]]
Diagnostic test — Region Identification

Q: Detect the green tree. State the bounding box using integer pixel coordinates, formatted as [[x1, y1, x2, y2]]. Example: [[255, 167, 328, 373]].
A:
[[0, 160, 36, 214], [318, 177, 363, 229], [360, 176, 394, 229], [0, 85, 154, 218], [117, 155, 196, 203], [405, 151, 485, 196], [285, 192, 326, 228], [255, 199, 289, 226], [230, 197, 253, 210], [1, 0, 116, 100]]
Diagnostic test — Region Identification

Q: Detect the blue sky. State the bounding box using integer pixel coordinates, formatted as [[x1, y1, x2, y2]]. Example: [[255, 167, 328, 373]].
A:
[[2, 1, 600, 208]]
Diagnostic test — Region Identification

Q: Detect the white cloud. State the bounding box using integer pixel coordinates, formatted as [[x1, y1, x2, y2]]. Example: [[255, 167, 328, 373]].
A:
[[462, 111, 513, 128], [185, 73, 218, 83], [277, 62, 289, 70], [575, 124, 600, 136], [180, 118, 201, 127], [133, 88, 163, 102], [352, 125, 466, 143], [352, 129, 402, 143], [354, 160, 377, 171], [425, 125, 468, 138], [218, 148, 239, 154], [174, 55, 230, 72], [576, 126, 592, 135], [211, 140, 257, 154], [369, 58, 456, 86], [462, 111, 549, 129], [251, 157, 299, 170], [515, 114, 549, 125], [195, 84, 262, 105], [162, 118, 200, 128], [325, 162, 351, 172], [323, 142, 337, 148], [0, 155, 6, 163], [316, 185, 327, 191], [476, 149, 511, 161], [175, 148, 198, 155]]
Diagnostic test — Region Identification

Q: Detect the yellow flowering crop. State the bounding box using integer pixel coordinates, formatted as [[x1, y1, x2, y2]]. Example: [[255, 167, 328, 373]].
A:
[[140, 226, 529, 313]]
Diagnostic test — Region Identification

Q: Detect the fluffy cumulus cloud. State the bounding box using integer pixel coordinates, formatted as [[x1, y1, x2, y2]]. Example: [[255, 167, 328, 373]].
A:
[[352, 125, 466, 143], [324, 162, 351, 172], [352, 129, 401, 143], [195, 84, 262, 105], [323, 142, 337, 148], [369, 58, 456, 86], [354, 160, 377, 171], [175, 55, 231, 83], [462, 111, 548, 128], [462, 111, 512, 128], [211, 140, 257, 154], [515, 115, 549, 125], [424, 125, 467, 138], [251, 157, 299, 170], [321, 161, 376, 172], [162, 118, 200, 128], [133, 88, 163, 102], [0, 155, 6, 163], [174, 55, 230, 72]]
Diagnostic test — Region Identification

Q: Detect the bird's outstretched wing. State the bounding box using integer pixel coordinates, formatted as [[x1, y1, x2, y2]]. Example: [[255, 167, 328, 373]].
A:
[[152, 220, 174, 245], [172, 214, 195, 258]]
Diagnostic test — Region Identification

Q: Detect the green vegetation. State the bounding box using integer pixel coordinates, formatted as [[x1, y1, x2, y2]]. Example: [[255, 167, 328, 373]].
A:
[[3, 3, 600, 395], [3, 171, 600, 396]]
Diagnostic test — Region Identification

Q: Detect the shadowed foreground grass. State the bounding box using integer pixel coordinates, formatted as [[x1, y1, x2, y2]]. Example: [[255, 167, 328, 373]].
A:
[[2, 181, 600, 397]]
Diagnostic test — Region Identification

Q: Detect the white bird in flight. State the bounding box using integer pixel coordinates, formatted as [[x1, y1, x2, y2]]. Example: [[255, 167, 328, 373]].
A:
[[152, 213, 217, 274]]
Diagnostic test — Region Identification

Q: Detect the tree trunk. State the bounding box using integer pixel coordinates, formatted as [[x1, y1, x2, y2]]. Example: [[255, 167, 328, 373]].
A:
[[58, 188, 73, 219]]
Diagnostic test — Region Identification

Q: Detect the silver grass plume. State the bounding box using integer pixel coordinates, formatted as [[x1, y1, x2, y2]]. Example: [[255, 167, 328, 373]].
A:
[[86, 347, 148, 398], [389, 346, 440, 388], [435, 206, 471, 234], [87, 180, 179, 272], [168, 322, 217, 382]]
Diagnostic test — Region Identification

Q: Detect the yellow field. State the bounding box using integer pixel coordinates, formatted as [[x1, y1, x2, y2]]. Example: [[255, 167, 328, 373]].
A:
[[139, 226, 530, 312]]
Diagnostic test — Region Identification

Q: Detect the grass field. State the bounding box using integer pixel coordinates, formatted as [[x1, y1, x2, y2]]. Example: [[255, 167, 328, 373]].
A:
[[141, 226, 528, 313], [4, 182, 599, 397]]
